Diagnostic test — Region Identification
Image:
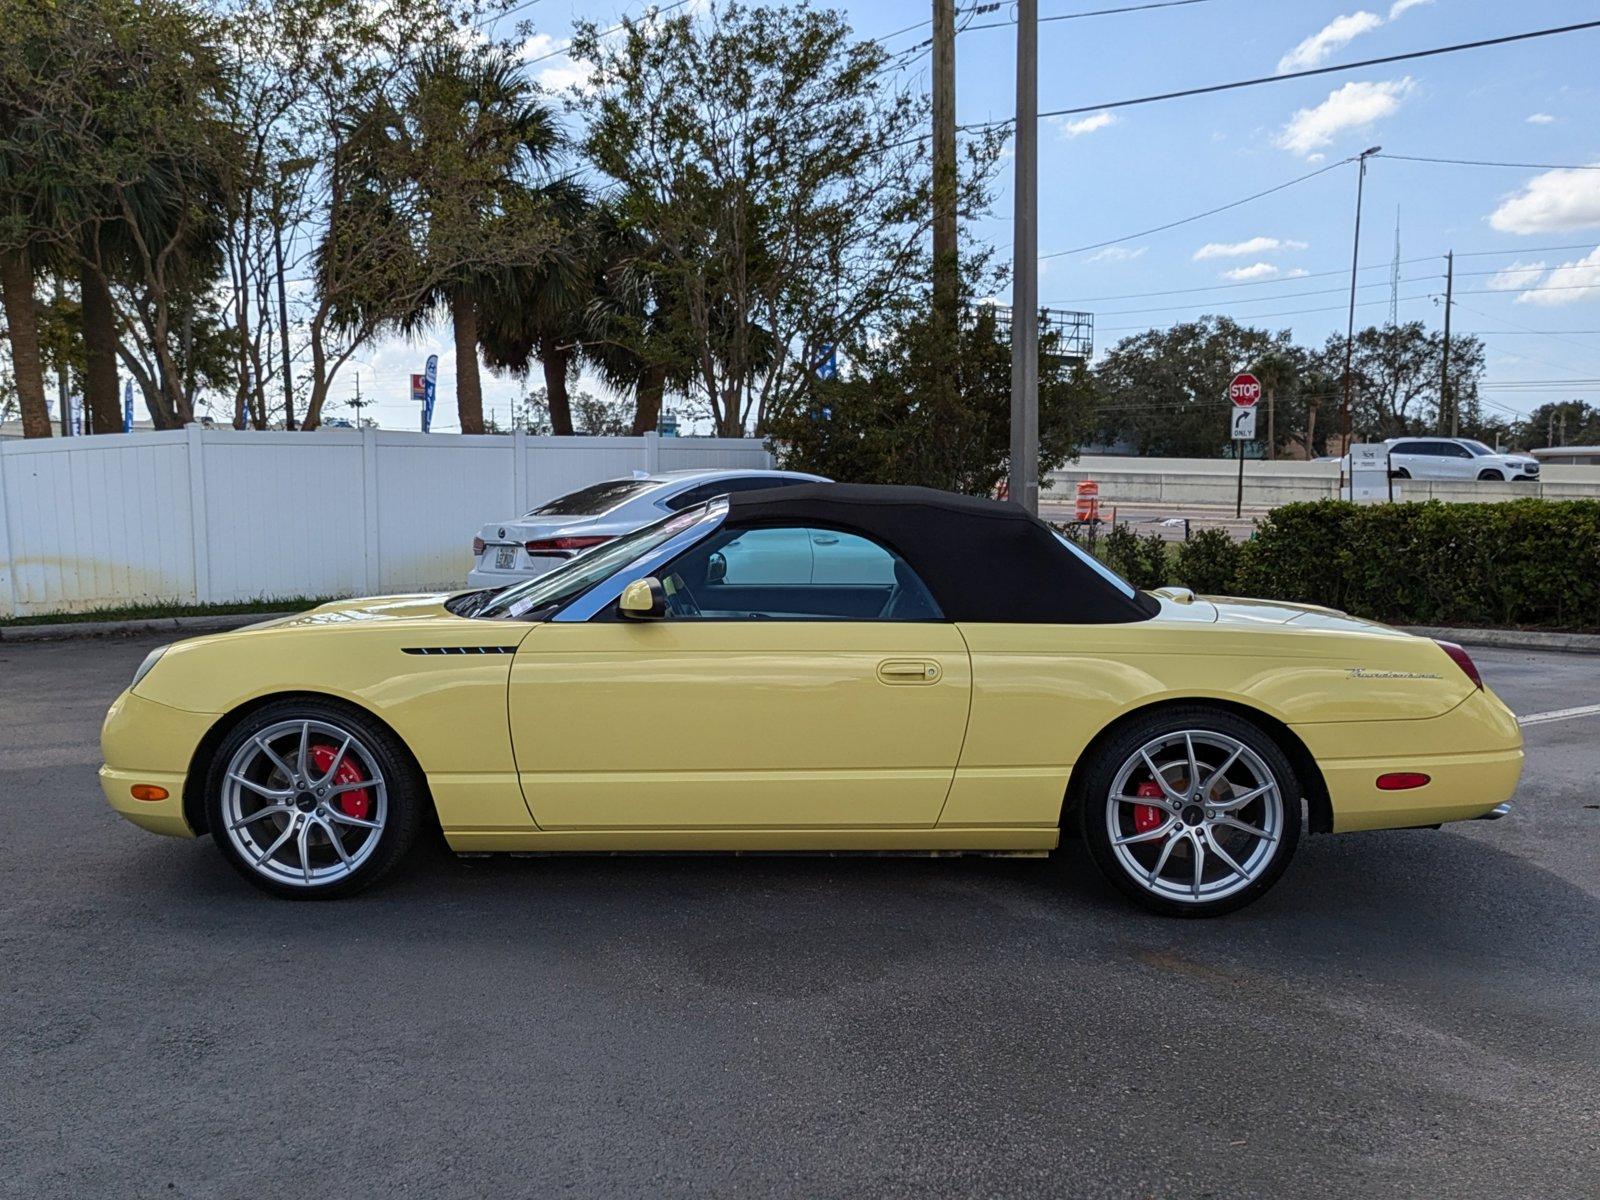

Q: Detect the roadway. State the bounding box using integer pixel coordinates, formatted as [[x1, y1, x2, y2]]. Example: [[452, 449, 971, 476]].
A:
[[1, 635, 1595, 1198]]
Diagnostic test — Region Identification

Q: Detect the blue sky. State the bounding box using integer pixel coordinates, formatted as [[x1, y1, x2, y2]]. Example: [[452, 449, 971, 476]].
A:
[[343, 0, 1600, 433]]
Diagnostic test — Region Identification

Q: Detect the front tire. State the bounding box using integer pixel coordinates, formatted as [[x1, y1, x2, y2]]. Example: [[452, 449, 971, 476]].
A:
[[204, 699, 425, 899], [1477, 469, 1503, 481], [1076, 708, 1301, 917]]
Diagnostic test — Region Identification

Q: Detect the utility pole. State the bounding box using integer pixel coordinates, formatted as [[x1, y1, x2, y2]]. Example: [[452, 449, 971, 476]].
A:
[[350, 375, 367, 428], [1008, 0, 1039, 514], [1388, 206, 1400, 328], [931, 0, 958, 333], [1441, 250, 1456, 437], [1339, 146, 1381, 456]]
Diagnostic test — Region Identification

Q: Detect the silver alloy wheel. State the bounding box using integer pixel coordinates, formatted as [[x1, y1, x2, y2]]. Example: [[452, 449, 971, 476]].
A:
[[220, 718, 388, 889], [1104, 730, 1284, 905]]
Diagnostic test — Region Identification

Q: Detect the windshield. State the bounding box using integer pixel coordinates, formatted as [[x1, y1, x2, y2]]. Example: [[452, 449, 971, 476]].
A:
[[1051, 529, 1138, 600], [478, 507, 704, 619], [527, 477, 660, 517]]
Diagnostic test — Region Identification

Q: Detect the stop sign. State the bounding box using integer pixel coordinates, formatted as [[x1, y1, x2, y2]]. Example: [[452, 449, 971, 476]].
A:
[[1229, 372, 1261, 407]]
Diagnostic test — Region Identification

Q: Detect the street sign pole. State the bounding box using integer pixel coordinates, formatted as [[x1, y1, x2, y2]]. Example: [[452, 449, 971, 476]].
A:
[[1236, 442, 1245, 519], [1228, 372, 1261, 519]]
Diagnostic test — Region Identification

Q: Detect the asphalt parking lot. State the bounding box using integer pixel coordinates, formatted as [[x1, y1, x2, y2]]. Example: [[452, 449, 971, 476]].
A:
[[2, 635, 1596, 1199]]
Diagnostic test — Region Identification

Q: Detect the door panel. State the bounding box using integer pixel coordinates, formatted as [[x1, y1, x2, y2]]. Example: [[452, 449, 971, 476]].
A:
[[509, 621, 972, 829]]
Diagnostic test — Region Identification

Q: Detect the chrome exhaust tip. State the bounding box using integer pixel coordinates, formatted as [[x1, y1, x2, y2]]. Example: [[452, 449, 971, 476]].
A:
[[1475, 803, 1511, 821]]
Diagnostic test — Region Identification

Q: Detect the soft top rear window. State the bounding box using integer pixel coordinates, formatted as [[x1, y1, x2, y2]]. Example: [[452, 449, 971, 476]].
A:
[[530, 478, 658, 517]]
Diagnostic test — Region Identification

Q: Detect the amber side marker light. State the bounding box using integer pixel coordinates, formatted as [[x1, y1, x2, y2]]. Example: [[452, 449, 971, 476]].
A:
[[130, 784, 169, 802], [1376, 773, 1431, 791]]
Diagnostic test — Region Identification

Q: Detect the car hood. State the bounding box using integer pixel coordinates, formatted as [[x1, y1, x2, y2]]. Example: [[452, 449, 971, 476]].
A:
[[246, 593, 458, 630], [1149, 588, 1400, 635]]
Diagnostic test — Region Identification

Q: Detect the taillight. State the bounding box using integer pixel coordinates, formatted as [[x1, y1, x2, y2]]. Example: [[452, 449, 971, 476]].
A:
[[525, 535, 613, 554], [472, 536, 485, 556], [1435, 640, 1483, 690]]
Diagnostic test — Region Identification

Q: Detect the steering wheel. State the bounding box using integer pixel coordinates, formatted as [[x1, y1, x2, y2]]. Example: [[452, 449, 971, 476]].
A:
[[878, 583, 903, 620], [665, 576, 702, 619]]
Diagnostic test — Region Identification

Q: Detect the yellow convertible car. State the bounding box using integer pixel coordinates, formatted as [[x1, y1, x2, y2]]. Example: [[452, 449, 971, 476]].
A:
[[101, 484, 1522, 915]]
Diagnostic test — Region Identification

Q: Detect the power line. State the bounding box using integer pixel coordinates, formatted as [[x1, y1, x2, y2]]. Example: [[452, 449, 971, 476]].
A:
[[1093, 289, 1439, 332], [1041, 158, 1352, 259], [1377, 153, 1600, 171], [1086, 274, 1440, 318], [875, 0, 1211, 43], [522, 0, 694, 66], [929, 19, 1600, 140], [476, 0, 549, 29], [965, 0, 1218, 30]]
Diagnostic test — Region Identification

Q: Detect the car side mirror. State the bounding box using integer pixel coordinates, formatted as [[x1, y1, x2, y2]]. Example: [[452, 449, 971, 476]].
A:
[[706, 552, 727, 585], [618, 577, 667, 620]]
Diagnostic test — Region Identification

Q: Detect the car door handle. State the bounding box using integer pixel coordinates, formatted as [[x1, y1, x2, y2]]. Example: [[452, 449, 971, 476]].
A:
[[878, 659, 941, 684], [812, 534, 839, 545]]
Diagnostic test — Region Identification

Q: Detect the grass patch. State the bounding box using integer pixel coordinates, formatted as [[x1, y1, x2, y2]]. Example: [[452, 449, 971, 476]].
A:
[[0, 596, 342, 628]]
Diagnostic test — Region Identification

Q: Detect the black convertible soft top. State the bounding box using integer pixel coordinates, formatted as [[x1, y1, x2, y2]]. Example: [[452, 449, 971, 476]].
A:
[[725, 483, 1157, 624]]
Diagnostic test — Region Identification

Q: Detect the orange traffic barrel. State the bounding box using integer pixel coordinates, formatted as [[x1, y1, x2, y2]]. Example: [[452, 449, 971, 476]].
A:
[[1075, 479, 1100, 521]]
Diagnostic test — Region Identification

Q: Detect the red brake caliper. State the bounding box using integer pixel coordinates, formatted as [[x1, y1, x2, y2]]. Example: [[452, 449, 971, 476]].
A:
[[310, 744, 370, 821], [1133, 780, 1167, 836]]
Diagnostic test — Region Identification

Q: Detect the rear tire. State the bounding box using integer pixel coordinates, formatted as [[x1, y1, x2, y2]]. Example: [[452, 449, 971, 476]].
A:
[[204, 699, 425, 899], [1075, 707, 1302, 917], [1393, 467, 1411, 479]]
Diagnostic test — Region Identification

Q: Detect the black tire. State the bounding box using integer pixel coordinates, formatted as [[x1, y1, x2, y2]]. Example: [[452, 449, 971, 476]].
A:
[[1477, 469, 1503, 481], [204, 698, 426, 899], [1393, 467, 1411, 479], [1074, 706, 1302, 917]]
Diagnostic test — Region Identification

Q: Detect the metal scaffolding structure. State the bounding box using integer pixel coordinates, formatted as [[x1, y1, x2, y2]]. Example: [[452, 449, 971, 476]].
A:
[[975, 304, 1095, 363]]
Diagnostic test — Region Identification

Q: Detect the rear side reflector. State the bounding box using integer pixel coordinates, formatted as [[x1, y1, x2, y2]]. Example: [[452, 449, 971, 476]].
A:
[[130, 784, 169, 802], [1435, 640, 1484, 690], [1376, 772, 1431, 791], [524, 535, 613, 554]]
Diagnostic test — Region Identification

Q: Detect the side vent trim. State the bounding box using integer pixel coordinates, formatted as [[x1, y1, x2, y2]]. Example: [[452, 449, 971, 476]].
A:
[[401, 646, 518, 656]]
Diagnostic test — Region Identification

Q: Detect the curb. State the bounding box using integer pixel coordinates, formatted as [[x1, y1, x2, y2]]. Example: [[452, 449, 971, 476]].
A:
[[0, 611, 296, 644], [1399, 625, 1600, 655]]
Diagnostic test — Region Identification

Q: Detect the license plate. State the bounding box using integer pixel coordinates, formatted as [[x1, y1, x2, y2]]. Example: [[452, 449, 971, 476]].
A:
[[495, 546, 516, 569]]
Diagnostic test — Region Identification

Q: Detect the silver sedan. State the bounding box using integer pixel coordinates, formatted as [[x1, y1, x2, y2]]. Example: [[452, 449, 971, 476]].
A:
[[467, 468, 829, 588]]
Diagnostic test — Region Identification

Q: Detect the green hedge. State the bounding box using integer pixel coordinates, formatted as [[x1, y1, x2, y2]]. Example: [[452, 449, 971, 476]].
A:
[[1171, 499, 1600, 632]]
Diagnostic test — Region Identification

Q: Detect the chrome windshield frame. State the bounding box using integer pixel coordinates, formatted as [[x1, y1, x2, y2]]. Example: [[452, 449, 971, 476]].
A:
[[550, 498, 729, 623]]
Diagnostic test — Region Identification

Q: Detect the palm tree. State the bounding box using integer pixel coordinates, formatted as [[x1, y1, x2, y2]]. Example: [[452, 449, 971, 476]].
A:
[[1250, 348, 1300, 461], [358, 44, 568, 434], [477, 180, 594, 435]]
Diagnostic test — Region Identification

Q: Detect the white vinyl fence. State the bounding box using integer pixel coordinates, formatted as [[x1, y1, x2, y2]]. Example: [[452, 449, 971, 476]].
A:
[[0, 428, 771, 618]]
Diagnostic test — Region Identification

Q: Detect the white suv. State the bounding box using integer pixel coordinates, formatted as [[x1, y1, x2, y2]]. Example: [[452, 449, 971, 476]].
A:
[[1384, 438, 1540, 482]]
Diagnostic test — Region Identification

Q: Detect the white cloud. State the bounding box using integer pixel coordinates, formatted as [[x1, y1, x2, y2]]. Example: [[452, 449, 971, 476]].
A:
[[1222, 263, 1280, 282], [1516, 247, 1600, 306], [1284, 268, 1310, 278], [1277, 2, 1432, 75], [1278, 11, 1384, 73], [1486, 260, 1547, 291], [1192, 236, 1309, 261], [1087, 245, 1147, 262], [1053, 111, 1117, 139], [518, 32, 593, 92], [1276, 78, 1414, 156], [1489, 166, 1600, 234], [1525, 112, 1556, 125]]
